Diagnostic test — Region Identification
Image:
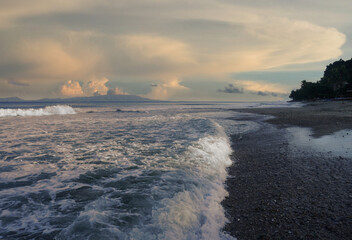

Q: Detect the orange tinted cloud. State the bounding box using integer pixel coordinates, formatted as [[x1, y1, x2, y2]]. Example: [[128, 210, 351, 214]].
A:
[[7, 38, 104, 82], [60, 77, 127, 97], [144, 78, 189, 100], [60, 80, 84, 97], [235, 80, 289, 94], [84, 77, 109, 96]]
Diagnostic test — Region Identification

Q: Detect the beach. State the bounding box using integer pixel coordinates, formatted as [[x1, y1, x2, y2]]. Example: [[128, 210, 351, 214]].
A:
[[223, 101, 352, 239], [1, 101, 351, 239]]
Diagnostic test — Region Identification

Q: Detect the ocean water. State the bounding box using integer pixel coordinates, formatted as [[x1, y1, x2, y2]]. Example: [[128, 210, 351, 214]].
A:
[[0, 101, 299, 240]]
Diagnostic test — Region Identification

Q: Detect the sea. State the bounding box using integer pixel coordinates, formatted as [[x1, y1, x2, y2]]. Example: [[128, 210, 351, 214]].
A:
[[0, 101, 300, 240]]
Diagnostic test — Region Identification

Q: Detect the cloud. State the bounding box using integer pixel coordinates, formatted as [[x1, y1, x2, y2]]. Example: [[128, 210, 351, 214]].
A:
[[107, 87, 128, 95], [0, 37, 105, 85], [218, 84, 244, 94], [213, 79, 289, 99], [252, 90, 290, 98], [17, 40, 85, 79], [84, 77, 109, 96], [255, 91, 281, 97], [0, 0, 347, 99], [0, 1, 84, 29], [117, 35, 194, 64], [144, 78, 190, 100], [60, 80, 84, 97], [114, 35, 195, 77], [218, 82, 287, 98], [235, 80, 289, 94], [60, 77, 128, 97]]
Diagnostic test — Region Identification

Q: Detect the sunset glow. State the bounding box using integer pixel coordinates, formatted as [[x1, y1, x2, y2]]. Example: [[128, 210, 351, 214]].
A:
[[0, 0, 350, 100]]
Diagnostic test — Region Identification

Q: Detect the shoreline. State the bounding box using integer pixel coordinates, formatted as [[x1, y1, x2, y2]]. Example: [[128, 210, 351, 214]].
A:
[[222, 101, 352, 239], [234, 101, 352, 137]]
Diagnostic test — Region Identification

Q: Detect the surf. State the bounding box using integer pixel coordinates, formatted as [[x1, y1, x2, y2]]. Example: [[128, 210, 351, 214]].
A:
[[0, 105, 76, 117]]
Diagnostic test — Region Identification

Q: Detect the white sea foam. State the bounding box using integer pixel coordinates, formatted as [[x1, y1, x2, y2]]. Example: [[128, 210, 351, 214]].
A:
[[0, 105, 76, 117], [56, 131, 235, 240], [127, 133, 234, 240], [168, 134, 233, 240]]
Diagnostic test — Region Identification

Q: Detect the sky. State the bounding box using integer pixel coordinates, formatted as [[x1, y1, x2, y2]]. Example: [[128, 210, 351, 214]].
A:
[[0, 0, 351, 101]]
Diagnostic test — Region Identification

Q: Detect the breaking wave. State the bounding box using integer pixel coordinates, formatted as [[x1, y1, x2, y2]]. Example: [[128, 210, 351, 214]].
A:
[[0, 105, 76, 117], [55, 134, 234, 240], [146, 134, 234, 240]]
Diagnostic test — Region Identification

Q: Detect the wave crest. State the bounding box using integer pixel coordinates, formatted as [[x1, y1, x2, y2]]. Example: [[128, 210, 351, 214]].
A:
[[141, 134, 234, 240], [0, 105, 76, 117]]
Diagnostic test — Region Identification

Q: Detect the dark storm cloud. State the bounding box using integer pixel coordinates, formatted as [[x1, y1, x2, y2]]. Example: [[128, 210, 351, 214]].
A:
[[218, 84, 244, 94], [257, 91, 269, 96], [254, 91, 287, 97]]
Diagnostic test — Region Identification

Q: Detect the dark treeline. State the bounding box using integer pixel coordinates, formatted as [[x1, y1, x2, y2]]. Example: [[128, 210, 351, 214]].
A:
[[290, 58, 352, 101]]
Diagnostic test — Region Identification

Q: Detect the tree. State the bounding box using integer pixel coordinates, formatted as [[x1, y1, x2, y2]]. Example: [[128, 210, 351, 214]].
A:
[[290, 58, 352, 101]]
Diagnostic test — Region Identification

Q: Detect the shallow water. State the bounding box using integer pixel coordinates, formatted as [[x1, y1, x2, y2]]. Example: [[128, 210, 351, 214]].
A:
[[287, 127, 352, 158], [0, 102, 296, 239]]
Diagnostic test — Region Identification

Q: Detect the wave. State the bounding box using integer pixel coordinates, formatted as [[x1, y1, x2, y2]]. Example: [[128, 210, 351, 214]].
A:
[[151, 134, 233, 240], [55, 127, 235, 240], [128, 126, 234, 240], [0, 112, 235, 239], [0, 105, 76, 117]]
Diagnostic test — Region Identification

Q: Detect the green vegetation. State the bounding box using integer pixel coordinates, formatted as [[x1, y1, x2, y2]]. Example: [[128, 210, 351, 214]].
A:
[[290, 58, 352, 101]]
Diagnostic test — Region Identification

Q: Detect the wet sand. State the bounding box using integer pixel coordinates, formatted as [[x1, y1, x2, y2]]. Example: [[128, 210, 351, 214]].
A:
[[222, 101, 352, 239], [238, 101, 352, 137]]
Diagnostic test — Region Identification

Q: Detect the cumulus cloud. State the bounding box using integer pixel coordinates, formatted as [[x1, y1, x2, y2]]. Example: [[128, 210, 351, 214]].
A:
[[60, 77, 127, 97], [60, 80, 84, 97], [218, 84, 244, 94], [84, 77, 109, 96], [144, 78, 190, 100]]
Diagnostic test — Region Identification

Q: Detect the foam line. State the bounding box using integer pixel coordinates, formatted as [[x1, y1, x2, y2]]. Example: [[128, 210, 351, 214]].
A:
[[0, 105, 76, 117]]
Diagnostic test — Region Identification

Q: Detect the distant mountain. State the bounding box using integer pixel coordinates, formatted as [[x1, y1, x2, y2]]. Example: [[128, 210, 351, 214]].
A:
[[36, 94, 157, 102], [0, 94, 159, 103], [0, 97, 25, 102]]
